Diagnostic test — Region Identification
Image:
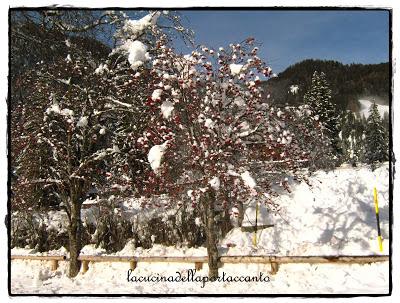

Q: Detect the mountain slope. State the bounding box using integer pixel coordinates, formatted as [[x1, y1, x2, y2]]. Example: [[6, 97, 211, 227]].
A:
[[262, 59, 390, 112]]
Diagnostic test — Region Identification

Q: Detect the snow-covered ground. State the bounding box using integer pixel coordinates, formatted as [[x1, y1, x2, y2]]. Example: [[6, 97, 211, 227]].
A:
[[11, 258, 388, 294], [359, 99, 389, 119], [10, 163, 390, 294]]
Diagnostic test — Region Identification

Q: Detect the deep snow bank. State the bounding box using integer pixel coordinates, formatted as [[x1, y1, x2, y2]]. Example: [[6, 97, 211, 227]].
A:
[[223, 163, 390, 256]]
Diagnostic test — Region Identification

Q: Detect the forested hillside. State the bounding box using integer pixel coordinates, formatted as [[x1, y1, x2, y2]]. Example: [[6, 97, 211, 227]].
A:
[[262, 59, 390, 111]]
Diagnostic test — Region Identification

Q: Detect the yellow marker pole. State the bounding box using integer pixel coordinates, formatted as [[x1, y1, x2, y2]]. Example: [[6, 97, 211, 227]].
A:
[[373, 187, 383, 252], [253, 202, 259, 246]]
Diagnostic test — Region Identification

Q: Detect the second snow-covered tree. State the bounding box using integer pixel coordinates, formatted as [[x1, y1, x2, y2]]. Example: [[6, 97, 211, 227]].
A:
[[303, 71, 340, 159], [364, 103, 389, 168]]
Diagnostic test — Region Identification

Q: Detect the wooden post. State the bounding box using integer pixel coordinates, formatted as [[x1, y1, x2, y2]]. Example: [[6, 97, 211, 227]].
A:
[[82, 260, 89, 274], [130, 260, 137, 271], [269, 256, 279, 275], [270, 262, 279, 275], [50, 260, 58, 271], [195, 262, 203, 270]]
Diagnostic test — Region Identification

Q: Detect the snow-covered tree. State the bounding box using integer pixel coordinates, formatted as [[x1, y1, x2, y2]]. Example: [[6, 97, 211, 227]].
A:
[[110, 31, 331, 278], [11, 10, 331, 280], [338, 111, 367, 165], [382, 111, 390, 152], [10, 11, 113, 211], [91, 11, 194, 196], [364, 103, 389, 168], [10, 10, 193, 277], [10, 85, 62, 210], [303, 71, 340, 158], [17, 48, 123, 276]]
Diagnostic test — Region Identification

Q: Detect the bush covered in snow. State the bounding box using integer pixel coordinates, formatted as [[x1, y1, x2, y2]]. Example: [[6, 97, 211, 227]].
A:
[[89, 203, 134, 253], [11, 210, 69, 252], [11, 195, 221, 253]]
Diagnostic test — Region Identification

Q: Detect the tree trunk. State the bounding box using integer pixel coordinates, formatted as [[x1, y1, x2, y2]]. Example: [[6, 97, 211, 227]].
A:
[[221, 190, 233, 237], [68, 187, 83, 277], [237, 201, 244, 227], [204, 190, 219, 280], [221, 207, 233, 238]]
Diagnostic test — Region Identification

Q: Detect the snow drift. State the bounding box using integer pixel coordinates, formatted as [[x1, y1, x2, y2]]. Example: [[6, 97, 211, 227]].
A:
[[223, 163, 389, 256]]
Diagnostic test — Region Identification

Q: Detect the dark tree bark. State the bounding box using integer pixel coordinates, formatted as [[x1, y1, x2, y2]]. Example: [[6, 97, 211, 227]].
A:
[[220, 190, 233, 237], [67, 181, 84, 277], [237, 201, 244, 227], [221, 207, 233, 238], [204, 190, 219, 280]]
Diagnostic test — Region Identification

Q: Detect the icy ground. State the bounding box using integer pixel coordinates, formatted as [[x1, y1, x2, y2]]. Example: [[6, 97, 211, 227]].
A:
[[11, 163, 390, 294]]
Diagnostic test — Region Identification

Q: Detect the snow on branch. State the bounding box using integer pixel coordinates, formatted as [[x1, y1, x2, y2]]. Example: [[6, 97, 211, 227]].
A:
[[70, 146, 120, 178], [19, 178, 63, 186], [148, 141, 169, 174], [241, 171, 257, 189], [111, 12, 161, 69], [106, 97, 133, 108]]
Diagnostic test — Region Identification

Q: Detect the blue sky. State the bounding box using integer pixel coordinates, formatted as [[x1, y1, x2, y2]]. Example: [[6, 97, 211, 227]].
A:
[[173, 10, 389, 73]]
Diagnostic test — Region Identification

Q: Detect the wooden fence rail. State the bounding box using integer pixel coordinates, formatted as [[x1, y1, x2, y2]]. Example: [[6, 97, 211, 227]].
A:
[[11, 255, 66, 261], [11, 255, 67, 271], [11, 254, 389, 275]]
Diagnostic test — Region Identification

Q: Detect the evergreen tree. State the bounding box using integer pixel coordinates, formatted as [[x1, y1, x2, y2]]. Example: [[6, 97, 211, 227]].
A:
[[382, 111, 390, 147], [354, 113, 367, 163], [303, 71, 340, 159], [364, 103, 389, 168], [338, 111, 366, 165]]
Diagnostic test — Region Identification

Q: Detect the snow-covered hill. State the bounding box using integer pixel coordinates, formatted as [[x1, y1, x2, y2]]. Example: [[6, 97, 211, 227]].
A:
[[358, 99, 389, 119]]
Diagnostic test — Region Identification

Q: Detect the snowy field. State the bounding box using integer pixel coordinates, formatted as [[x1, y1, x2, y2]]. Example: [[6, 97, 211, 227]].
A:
[[359, 99, 389, 119], [10, 163, 390, 294], [11, 259, 389, 294]]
